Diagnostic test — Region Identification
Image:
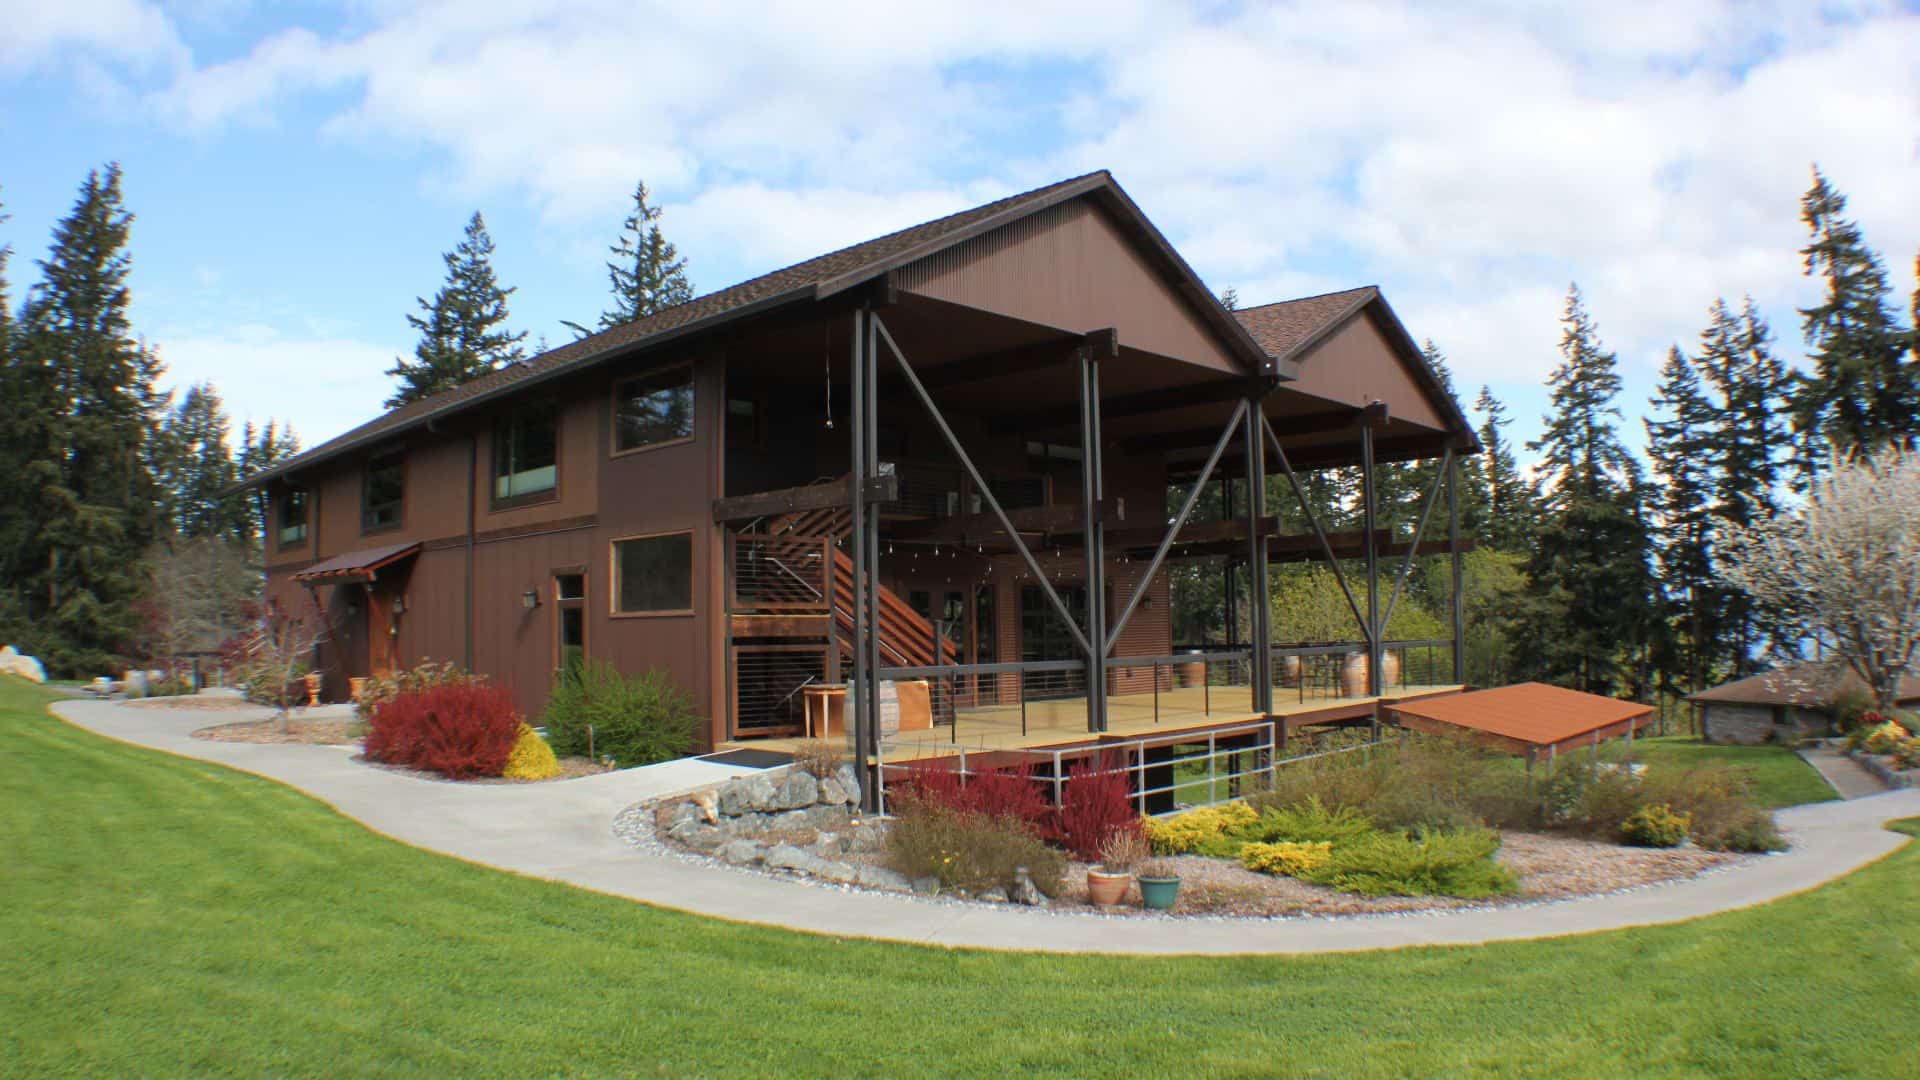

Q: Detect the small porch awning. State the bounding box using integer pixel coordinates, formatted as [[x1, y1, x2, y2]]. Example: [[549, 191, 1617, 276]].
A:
[[1387, 682, 1655, 759], [291, 541, 421, 584]]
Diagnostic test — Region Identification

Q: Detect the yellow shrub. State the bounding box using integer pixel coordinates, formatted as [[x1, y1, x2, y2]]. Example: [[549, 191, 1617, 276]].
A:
[[1240, 840, 1333, 877], [1145, 802, 1259, 854], [1864, 720, 1909, 755], [502, 723, 561, 780]]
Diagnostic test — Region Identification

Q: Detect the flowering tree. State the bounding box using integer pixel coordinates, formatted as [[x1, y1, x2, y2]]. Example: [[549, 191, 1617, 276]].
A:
[[1723, 446, 1920, 710]]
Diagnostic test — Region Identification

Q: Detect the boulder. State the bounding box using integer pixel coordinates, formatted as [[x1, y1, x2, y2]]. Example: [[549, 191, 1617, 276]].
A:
[[911, 876, 941, 896], [689, 789, 720, 824], [764, 843, 838, 877], [662, 801, 701, 832], [816, 777, 851, 806], [0, 646, 46, 684], [718, 839, 765, 866], [842, 820, 887, 854], [718, 773, 778, 817], [853, 866, 914, 892], [774, 769, 820, 810], [667, 818, 725, 851], [810, 833, 846, 857], [833, 763, 861, 802], [978, 887, 1009, 903]]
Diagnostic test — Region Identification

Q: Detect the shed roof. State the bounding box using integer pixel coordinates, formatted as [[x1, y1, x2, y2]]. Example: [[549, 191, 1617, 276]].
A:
[[1389, 683, 1655, 757], [291, 541, 420, 584], [1687, 661, 1920, 708], [243, 170, 1279, 490]]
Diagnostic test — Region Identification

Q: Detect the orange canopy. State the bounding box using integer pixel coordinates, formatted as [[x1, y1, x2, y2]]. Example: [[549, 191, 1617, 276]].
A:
[[1388, 682, 1655, 758]]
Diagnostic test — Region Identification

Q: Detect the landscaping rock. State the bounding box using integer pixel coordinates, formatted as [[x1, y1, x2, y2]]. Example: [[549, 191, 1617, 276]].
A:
[[662, 801, 701, 832], [816, 777, 851, 806], [853, 866, 914, 892], [667, 818, 726, 851], [911, 876, 940, 896], [775, 769, 819, 810], [765, 843, 833, 876], [718, 839, 765, 866], [810, 833, 846, 857], [979, 887, 1008, 903], [833, 763, 861, 802], [689, 789, 720, 824], [842, 820, 887, 854]]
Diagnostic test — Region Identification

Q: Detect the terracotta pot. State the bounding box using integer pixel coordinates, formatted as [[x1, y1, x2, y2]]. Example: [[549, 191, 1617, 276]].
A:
[[302, 671, 323, 708], [1178, 661, 1206, 688], [349, 676, 369, 702], [1340, 651, 1403, 697], [1086, 867, 1132, 906], [1280, 654, 1301, 686]]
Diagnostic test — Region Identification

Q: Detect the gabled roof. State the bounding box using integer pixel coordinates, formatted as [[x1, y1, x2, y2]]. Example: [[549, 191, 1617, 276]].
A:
[[245, 171, 1273, 488], [290, 541, 420, 583], [1688, 661, 1920, 708], [1235, 287, 1480, 450], [1391, 683, 1654, 757]]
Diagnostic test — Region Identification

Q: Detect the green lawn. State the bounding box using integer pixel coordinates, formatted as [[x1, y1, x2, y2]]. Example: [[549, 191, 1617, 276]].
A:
[[1621, 735, 1837, 808], [4, 677, 1911, 1077]]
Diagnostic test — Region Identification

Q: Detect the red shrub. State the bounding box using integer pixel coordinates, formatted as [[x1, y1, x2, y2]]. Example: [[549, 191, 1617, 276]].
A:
[[894, 760, 1053, 835], [365, 682, 521, 779], [1056, 751, 1141, 860]]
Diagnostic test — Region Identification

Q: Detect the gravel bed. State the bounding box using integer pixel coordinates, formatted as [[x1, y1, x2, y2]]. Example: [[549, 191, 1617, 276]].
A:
[[620, 799, 1754, 920], [354, 753, 610, 784]]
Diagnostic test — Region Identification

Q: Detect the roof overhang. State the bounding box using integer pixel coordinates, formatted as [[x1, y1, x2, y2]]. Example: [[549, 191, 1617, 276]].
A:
[[291, 541, 421, 585], [1388, 683, 1655, 759]]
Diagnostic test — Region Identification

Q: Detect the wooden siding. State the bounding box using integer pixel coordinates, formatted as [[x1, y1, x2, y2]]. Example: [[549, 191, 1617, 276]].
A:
[[1283, 311, 1447, 430], [898, 198, 1240, 374]]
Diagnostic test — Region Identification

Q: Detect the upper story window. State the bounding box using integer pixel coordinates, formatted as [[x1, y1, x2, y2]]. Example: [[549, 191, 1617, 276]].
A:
[[494, 400, 559, 504], [613, 365, 694, 454], [277, 489, 309, 548], [363, 453, 404, 532]]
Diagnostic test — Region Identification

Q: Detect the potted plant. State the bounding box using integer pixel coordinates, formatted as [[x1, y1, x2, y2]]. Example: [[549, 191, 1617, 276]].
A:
[[1137, 857, 1181, 911], [1088, 828, 1145, 907]]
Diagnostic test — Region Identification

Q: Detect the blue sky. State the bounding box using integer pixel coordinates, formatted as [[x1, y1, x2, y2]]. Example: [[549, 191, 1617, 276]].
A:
[[3, 0, 1918, 462]]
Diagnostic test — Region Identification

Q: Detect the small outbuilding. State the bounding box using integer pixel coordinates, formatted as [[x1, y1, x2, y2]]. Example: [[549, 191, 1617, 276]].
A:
[[1688, 661, 1920, 745], [1386, 682, 1655, 772]]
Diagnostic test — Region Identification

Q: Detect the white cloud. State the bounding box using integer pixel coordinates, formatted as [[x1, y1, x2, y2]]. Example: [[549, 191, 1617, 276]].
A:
[[79, 0, 1920, 452], [0, 0, 187, 71], [154, 325, 405, 447]]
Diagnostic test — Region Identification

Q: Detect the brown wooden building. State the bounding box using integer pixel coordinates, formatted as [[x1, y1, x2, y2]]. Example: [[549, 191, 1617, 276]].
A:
[[245, 171, 1478, 787]]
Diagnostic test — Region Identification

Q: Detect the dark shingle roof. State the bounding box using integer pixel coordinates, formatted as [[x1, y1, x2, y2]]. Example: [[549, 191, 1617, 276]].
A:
[[249, 170, 1131, 487], [1689, 661, 1920, 708], [1233, 287, 1377, 360]]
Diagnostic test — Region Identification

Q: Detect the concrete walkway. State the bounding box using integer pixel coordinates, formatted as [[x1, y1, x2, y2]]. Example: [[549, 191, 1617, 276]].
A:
[[51, 696, 1920, 957], [1798, 745, 1889, 800]]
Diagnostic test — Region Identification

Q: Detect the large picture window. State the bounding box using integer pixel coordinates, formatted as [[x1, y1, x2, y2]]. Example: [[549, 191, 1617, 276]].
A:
[[363, 453, 404, 532], [277, 489, 309, 548], [612, 532, 693, 614], [613, 366, 694, 453], [494, 400, 559, 504]]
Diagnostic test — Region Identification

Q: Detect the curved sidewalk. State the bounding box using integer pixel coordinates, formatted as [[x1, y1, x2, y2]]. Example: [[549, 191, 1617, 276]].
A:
[[52, 696, 1918, 957]]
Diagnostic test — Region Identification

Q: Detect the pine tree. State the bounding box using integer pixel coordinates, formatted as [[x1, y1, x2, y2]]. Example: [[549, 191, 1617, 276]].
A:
[[13, 164, 166, 673], [1644, 345, 1718, 699], [1792, 167, 1913, 465], [385, 212, 526, 408], [153, 383, 249, 542], [1518, 285, 1656, 694], [235, 420, 301, 547], [1472, 386, 1532, 553], [566, 181, 692, 336]]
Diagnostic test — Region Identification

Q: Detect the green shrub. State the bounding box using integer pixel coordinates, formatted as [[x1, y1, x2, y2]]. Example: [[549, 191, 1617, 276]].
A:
[[1694, 804, 1786, 852], [542, 659, 697, 767], [1302, 827, 1518, 899], [1243, 797, 1378, 847], [883, 795, 1065, 896], [1572, 768, 1647, 838], [1830, 689, 1873, 733], [1621, 804, 1690, 848]]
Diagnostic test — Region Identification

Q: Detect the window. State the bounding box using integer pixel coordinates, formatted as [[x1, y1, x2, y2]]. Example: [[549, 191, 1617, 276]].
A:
[[277, 489, 309, 548], [363, 454, 404, 532], [555, 572, 586, 671], [612, 532, 693, 614], [974, 585, 997, 664], [726, 396, 761, 447], [494, 400, 559, 504], [613, 366, 694, 453]]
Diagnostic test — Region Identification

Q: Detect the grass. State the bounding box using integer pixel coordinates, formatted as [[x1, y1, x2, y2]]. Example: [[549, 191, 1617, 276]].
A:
[[4, 676, 1912, 1077], [1619, 735, 1838, 808]]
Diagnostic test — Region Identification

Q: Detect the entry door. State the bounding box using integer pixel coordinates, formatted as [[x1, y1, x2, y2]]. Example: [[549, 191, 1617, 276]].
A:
[[366, 583, 397, 680], [1019, 584, 1087, 699], [554, 572, 587, 673]]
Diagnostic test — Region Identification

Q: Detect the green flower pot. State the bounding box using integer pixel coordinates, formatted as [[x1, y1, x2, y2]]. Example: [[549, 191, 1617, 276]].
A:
[[1138, 875, 1180, 911]]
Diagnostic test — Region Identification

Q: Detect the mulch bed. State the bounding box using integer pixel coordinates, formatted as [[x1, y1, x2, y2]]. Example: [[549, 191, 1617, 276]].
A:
[[353, 754, 611, 784], [192, 717, 359, 745]]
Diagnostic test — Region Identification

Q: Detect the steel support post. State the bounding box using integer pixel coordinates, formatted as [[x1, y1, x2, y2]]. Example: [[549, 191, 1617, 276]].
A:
[[862, 310, 883, 802], [1360, 421, 1382, 697], [847, 308, 872, 809], [1243, 401, 1272, 715], [1262, 415, 1368, 639], [1449, 449, 1465, 685], [1380, 447, 1450, 630], [1079, 346, 1109, 733]]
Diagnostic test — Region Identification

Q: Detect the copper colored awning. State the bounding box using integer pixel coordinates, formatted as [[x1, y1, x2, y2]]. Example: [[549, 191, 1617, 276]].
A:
[[291, 541, 420, 584], [1388, 682, 1655, 759]]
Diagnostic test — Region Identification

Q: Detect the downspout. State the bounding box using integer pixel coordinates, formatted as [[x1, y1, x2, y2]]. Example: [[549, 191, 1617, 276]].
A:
[[465, 432, 478, 671]]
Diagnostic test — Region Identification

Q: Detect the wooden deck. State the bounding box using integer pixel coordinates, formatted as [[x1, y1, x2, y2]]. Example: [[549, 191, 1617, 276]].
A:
[[724, 683, 1465, 762]]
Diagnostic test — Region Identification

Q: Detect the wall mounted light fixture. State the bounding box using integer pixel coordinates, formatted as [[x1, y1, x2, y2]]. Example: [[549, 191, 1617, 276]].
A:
[[521, 589, 541, 611]]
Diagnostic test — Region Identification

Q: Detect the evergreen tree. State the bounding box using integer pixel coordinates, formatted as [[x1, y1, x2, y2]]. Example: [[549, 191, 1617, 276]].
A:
[[153, 383, 248, 543], [13, 164, 166, 672], [385, 212, 526, 408], [1518, 286, 1656, 695], [1472, 385, 1532, 553], [566, 181, 692, 336], [236, 420, 301, 547], [1791, 167, 1913, 465], [1644, 345, 1718, 699]]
